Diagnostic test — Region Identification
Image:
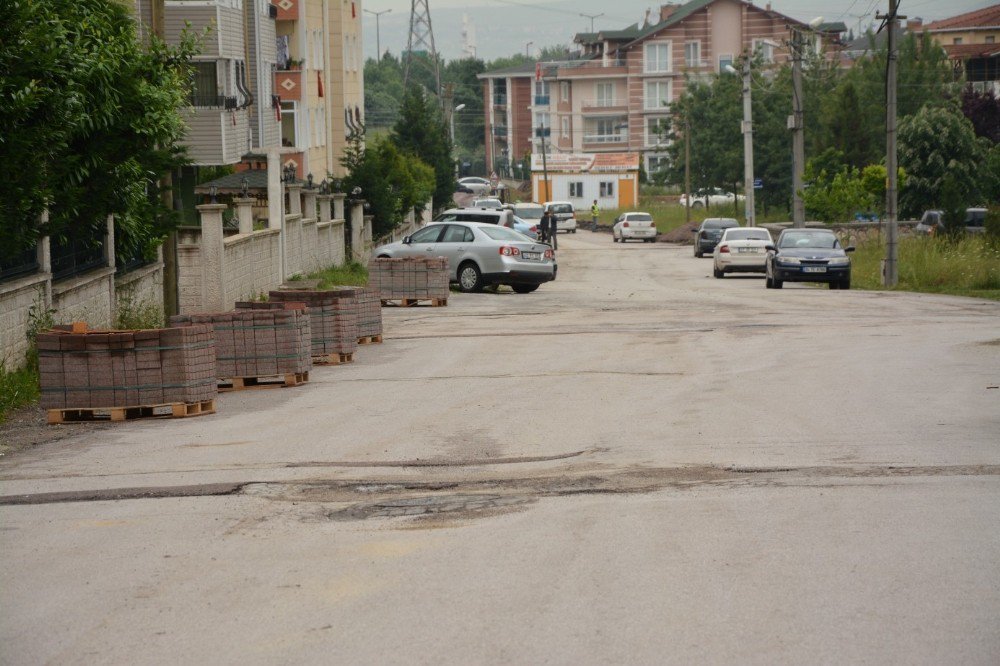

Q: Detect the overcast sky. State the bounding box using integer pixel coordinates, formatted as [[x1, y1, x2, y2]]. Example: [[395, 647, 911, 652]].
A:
[[361, 0, 994, 61]]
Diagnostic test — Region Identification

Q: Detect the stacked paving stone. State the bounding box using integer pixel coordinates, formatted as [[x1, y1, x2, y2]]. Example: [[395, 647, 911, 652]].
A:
[[355, 287, 383, 339], [368, 257, 450, 301], [171, 304, 312, 379], [268, 290, 358, 358], [37, 325, 216, 409]]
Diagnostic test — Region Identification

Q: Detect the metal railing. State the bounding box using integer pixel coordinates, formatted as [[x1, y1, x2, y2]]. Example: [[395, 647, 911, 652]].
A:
[[0, 245, 39, 282], [51, 228, 107, 280], [581, 98, 625, 109], [492, 126, 508, 137], [582, 133, 627, 144], [189, 93, 239, 109], [534, 95, 550, 106], [492, 95, 507, 106], [534, 127, 551, 138]]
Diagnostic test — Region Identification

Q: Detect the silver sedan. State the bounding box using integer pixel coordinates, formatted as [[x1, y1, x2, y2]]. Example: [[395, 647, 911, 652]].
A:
[[373, 222, 556, 293]]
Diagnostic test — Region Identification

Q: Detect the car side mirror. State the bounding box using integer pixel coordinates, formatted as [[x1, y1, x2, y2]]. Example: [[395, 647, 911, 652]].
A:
[[402, 236, 412, 245], [845, 246, 855, 253], [691, 228, 698, 233], [765, 244, 776, 252]]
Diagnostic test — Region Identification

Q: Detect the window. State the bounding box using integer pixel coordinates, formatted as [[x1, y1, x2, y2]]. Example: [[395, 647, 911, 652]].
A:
[[535, 80, 550, 97], [535, 112, 551, 137], [190, 61, 220, 106], [719, 53, 734, 73], [569, 182, 584, 197], [685, 41, 701, 67], [600, 182, 614, 198], [596, 82, 614, 107], [596, 118, 619, 137], [560, 81, 570, 102], [410, 226, 443, 243], [753, 39, 775, 63], [645, 42, 672, 73], [493, 79, 507, 105], [647, 155, 669, 174], [442, 225, 474, 242], [953, 37, 963, 45], [280, 100, 298, 146], [986, 36, 995, 44], [646, 116, 669, 146], [644, 80, 671, 110], [561, 117, 570, 138]]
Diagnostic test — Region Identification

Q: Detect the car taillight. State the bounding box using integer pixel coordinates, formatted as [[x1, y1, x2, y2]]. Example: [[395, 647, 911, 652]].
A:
[[530, 226, 537, 232], [719, 244, 730, 253], [623, 222, 630, 228], [499, 246, 520, 256], [544, 249, 554, 259]]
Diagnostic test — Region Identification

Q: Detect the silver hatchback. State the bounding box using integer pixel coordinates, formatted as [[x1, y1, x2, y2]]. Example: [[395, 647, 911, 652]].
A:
[[373, 222, 556, 293]]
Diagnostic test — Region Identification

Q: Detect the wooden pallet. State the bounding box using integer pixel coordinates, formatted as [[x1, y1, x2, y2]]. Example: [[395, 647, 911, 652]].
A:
[[47, 399, 216, 424], [380, 298, 448, 307], [357, 334, 383, 345], [313, 352, 354, 365], [218, 372, 308, 392]]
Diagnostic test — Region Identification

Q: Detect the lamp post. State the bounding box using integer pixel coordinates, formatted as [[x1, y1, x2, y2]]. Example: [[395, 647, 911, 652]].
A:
[[364, 8, 391, 59], [451, 103, 465, 177], [525, 41, 533, 58], [725, 62, 755, 227], [580, 12, 604, 32]]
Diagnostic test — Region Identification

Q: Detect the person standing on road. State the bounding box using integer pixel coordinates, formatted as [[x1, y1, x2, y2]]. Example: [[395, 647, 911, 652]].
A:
[[591, 200, 600, 231], [543, 207, 558, 250]]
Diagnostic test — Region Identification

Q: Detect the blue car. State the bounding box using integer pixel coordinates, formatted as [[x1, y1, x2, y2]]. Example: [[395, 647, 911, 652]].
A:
[[511, 215, 540, 240]]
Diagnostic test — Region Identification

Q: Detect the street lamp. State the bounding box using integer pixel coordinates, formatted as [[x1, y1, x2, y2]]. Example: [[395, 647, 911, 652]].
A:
[[525, 41, 533, 58], [451, 103, 466, 177], [364, 8, 391, 59], [726, 61, 756, 227]]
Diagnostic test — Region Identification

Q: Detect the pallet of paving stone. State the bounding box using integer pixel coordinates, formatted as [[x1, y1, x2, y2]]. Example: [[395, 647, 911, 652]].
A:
[[368, 257, 450, 304], [37, 322, 217, 418], [217, 371, 309, 392], [379, 297, 448, 307], [47, 399, 216, 424], [172, 305, 312, 382], [267, 289, 359, 359], [357, 334, 383, 345]]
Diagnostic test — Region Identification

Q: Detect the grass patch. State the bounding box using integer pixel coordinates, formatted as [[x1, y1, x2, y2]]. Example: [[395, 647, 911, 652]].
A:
[[593, 199, 789, 235], [306, 261, 369, 289], [851, 235, 1000, 300], [0, 362, 39, 423]]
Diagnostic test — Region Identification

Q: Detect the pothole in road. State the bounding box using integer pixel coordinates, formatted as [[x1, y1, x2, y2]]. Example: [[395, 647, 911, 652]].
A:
[[326, 494, 532, 520]]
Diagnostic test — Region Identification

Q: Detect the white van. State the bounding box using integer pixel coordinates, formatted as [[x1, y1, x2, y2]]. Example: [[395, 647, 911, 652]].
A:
[[544, 201, 577, 233]]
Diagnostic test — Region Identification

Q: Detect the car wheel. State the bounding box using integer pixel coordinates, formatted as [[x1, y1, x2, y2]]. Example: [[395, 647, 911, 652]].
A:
[[457, 261, 484, 293], [773, 277, 783, 289], [613, 234, 619, 242], [765, 274, 773, 289], [377, 254, 391, 258], [841, 279, 851, 290], [512, 284, 539, 294], [572, 229, 577, 234], [713, 266, 723, 279], [691, 201, 703, 209], [694, 248, 702, 258]]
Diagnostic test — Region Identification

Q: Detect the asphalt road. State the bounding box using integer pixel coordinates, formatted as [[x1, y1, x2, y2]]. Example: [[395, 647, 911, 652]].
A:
[[2, 232, 999, 664]]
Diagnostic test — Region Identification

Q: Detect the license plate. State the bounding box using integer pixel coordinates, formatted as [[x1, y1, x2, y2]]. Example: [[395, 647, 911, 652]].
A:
[[803, 266, 827, 273], [522, 251, 541, 260], [737, 247, 759, 253]]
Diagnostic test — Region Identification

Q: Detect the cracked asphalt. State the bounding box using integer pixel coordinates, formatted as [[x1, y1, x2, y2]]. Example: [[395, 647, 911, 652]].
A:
[[2, 233, 999, 664]]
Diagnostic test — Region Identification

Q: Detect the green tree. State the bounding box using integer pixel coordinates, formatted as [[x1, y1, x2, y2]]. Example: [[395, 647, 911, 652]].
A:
[[393, 88, 454, 212], [0, 0, 199, 260], [898, 104, 984, 217]]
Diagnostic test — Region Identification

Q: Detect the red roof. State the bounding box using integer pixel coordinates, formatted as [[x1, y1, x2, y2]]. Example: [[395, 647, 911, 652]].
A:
[[943, 43, 1000, 59], [591, 153, 640, 172], [923, 4, 1000, 31]]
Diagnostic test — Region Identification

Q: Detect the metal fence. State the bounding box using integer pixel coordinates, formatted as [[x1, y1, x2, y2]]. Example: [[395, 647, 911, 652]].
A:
[[50, 228, 106, 280], [0, 245, 39, 282]]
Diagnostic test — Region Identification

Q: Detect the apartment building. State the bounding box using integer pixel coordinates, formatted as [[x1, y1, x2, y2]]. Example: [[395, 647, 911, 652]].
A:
[[477, 63, 536, 178], [480, 0, 813, 179], [923, 4, 1000, 94], [142, 0, 363, 180]]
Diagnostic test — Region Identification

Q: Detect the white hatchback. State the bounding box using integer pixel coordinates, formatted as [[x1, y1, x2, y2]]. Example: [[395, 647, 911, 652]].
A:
[[612, 212, 658, 243], [713, 227, 773, 278], [544, 201, 577, 233]]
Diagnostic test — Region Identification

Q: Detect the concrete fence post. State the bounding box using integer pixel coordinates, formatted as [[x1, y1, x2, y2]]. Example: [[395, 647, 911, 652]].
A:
[[286, 183, 303, 217], [317, 194, 332, 223], [349, 201, 365, 263], [234, 197, 255, 234], [363, 215, 374, 250], [196, 203, 228, 312], [302, 189, 318, 221], [332, 193, 346, 221]]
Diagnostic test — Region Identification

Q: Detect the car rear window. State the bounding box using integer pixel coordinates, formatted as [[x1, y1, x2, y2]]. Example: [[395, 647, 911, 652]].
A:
[[628, 214, 653, 222], [456, 213, 499, 224], [479, 226, 527, 242], [703, 219, 739, 229], [548, 204, 573, 214], [726, 229, 770, 241]]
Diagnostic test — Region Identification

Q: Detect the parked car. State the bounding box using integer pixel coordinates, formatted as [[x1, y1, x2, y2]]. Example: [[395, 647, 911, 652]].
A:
[[373, 222, 555, 293], [678, 188, 745, 209], [693, 218, 740, 257], [511, 215, 540, 240], [435, 208, 515, 227], [512, 202, 544, 225], [612, 212, 658, 243], [457, 176, 492, 195], [765, 228, 854, 290], [914, 208, 987, 236], [472, 198, 503, 209], [544, 201, 578, 233], [712, 227, 773, 277]]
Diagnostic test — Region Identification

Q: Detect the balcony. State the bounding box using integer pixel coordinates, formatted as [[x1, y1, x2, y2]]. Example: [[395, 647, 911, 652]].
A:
[[582, 133, 628, 149], [581, 99, 628, 114], [534, 95, 550, 106], [534, 127, 551, 138], [275, 69, 303, 101], [492, 126, 509, 138], [492, 95, 507, 107], [272, 0, 300, 21], [556, 59, 628, 78], [189, 93, 239, 109]]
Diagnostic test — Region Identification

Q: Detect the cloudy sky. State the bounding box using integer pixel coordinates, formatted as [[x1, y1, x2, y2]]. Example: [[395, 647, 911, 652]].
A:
[[361, 0, 993, 61]]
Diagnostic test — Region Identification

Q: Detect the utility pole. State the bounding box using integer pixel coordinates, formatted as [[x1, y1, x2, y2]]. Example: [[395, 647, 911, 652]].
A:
[[740, 56, 756, 227], [540, 119, 550, 204], [790, 29, 805, 228], [580, 12, 604, 32], [684, 114, 691, 227], [878, 0, 903, 286], [364, 8, 391, 59]]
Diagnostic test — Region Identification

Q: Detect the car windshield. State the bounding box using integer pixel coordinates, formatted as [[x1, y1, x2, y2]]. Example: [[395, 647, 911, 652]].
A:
[[779, 231, 839, 249], [548, 204, 573, 214], [474, 200, 501, 209], [726, 229, 770, 241], [480, 226, 529, 242], [628, 214, 653, 222], [515, 205, 544, 220], [703, 219, 738, 229]]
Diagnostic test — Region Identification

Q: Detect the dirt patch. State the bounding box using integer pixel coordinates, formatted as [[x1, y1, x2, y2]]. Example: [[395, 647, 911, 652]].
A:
[[659, 222, 698, 244], [0, 405, 109, 459]]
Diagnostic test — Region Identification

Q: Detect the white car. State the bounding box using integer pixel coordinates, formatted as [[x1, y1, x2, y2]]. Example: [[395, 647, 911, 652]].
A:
[[612, 212, 658, 243], [472, 198, 503, 209], [544, 201, 577, 233], [679, 188, 745, 209], [458, 177, 492, 195], [712, 227, 773, 278]]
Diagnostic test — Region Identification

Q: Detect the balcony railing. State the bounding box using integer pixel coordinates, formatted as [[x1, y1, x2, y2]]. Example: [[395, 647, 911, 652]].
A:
[[534, 127, 551, 138], [492, 95, 507, 106], [583, 133, 627, 144], [534, 95, 550, 106], [492, 126, 508, 137], [189, 93, 238, 109]]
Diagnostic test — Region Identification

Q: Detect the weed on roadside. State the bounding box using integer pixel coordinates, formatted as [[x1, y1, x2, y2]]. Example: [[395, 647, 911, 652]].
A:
[[307, 261, 369, 289]]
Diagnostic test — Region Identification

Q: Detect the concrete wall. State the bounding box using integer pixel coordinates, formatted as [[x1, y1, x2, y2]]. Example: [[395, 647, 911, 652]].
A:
[[0, 274, 48, 369]]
